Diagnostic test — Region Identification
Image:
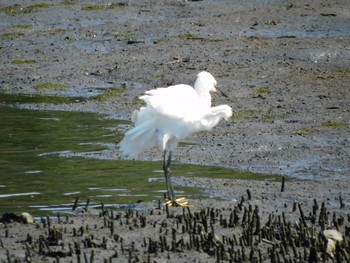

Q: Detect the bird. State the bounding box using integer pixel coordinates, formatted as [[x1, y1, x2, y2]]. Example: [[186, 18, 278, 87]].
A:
[[119, 71, 232, 206]]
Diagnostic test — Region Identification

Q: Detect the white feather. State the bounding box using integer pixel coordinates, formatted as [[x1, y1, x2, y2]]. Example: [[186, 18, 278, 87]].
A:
[[119, 71, 232, 156]]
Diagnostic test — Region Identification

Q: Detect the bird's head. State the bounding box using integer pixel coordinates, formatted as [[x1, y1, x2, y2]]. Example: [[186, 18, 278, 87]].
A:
[[196, 71, 217, 92], [196, 71, 227, 97]]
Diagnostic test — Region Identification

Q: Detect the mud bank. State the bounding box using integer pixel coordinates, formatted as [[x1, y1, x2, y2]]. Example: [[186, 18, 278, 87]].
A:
[[1, 179, 350, 262]]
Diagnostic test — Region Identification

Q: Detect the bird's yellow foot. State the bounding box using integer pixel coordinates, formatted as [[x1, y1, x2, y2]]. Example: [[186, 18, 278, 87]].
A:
[[165, 197, 189, 207]]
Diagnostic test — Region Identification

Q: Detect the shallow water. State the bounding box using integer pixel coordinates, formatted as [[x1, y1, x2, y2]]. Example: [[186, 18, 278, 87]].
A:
[[0, 94, 275, 216]]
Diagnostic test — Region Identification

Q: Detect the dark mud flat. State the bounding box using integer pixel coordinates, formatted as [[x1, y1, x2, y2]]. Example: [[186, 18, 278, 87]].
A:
[[1, 179, 350, 262], [0, 0, 349, 262]]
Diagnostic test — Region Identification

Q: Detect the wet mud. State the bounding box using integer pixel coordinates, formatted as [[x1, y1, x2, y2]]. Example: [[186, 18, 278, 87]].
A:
[[1, 179, 350, 262]]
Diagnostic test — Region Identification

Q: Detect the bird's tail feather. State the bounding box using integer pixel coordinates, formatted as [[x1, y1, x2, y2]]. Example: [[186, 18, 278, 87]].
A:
[[119, 117, 158, 156]]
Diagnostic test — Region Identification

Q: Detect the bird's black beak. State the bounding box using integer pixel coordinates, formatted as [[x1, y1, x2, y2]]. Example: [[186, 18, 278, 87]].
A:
[[215, 86, 228, 97]]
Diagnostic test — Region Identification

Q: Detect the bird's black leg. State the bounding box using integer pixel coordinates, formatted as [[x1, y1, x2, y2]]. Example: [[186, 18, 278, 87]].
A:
[[163, 150, 176, 201]]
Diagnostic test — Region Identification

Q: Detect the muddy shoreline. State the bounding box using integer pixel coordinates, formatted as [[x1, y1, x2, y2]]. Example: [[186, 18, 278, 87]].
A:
[[0, 0, 349, 261], [1, 178, 350, 262]]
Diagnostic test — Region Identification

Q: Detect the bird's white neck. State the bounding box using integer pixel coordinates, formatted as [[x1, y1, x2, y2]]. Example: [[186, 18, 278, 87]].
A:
[[194, 79, 212, 107]]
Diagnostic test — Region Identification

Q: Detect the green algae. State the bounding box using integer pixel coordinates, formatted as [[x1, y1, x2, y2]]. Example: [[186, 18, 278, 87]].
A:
[[255, 86, 270, 95], [82, 3, 127, 11], [34, 83, 68, 90], [231, 109, 263, 120], [321, 122, 350, 128], [1, 32, 24, 39], [60, 0, 76, 6], [91, 88, 127, 101], [335, 69, 350, 75], [13, 24, 33, 29], [0, 3, 50, 15], [11, 59, 37, 65]]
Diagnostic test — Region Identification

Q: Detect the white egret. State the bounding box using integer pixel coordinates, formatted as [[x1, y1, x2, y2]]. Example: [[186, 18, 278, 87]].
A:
[[120, 71, 232, 206]]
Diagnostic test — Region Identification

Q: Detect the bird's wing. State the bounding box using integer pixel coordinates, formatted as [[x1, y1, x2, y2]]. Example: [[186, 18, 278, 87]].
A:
[[139, 84, 202, 119], [200, 105, 233, 130]]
